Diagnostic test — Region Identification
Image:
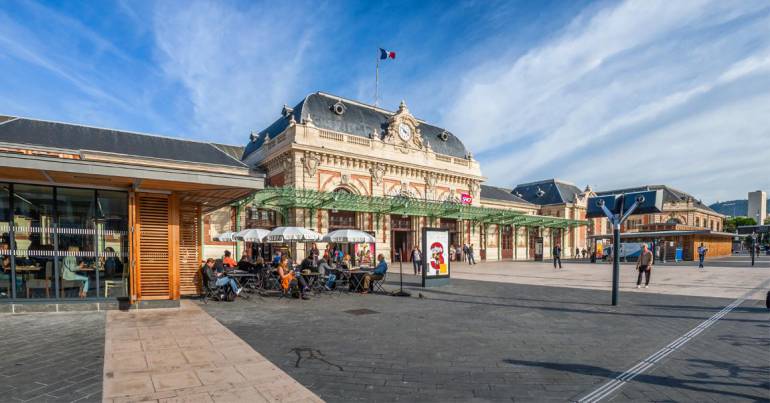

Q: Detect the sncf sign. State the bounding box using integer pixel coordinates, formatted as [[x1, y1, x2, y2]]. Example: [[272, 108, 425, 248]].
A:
[[460, 193, 473, 205]]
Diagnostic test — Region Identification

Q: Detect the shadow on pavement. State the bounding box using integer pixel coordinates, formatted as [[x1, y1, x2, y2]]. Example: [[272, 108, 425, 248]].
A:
[[504, 359, 770, 401]]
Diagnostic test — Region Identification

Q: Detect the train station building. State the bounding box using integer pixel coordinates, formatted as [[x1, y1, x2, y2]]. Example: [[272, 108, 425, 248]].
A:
[[205, 93, 587, 265]]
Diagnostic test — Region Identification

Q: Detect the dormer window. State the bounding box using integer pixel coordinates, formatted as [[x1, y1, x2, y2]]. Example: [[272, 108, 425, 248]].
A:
[[536, 187, 545, 197], [281, 105, 294, 118], [331, 100, 346, 115]]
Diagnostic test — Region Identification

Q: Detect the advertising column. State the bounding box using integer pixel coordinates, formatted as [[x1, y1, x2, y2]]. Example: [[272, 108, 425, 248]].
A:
[[422, 227, 450, 287]]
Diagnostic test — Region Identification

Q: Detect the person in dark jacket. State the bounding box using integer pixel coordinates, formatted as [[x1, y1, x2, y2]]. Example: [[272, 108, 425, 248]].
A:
[[553, 244, 562, 269]]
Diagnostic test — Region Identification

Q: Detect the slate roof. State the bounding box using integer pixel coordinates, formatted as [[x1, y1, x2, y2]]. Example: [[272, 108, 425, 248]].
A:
[[512, 179, 583, 206], [212, 143, 246, 162], [244, 92, 471, 159], [0, 116, 247, 168], [480, 185, 533, 205], [596, 185, 719, 214]]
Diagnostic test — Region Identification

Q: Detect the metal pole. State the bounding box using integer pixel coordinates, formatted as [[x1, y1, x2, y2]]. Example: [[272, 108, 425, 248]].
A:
[[612, 197, 624, 306], [612, 221, 620, 306], [375, 55, 380, 107]]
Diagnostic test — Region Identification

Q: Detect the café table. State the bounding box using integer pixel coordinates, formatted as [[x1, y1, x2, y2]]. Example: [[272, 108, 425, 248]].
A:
[[226, 270, 259, 290], [299, 271, 321, 292], [346, 268, 371, 292]]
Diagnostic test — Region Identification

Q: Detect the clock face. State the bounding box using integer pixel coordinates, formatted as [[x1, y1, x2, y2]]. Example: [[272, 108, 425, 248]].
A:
[[398, 123, 412, 141]]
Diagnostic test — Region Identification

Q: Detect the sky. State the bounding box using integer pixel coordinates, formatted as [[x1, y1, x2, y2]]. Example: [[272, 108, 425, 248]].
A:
[[1, 0, 769, 204]]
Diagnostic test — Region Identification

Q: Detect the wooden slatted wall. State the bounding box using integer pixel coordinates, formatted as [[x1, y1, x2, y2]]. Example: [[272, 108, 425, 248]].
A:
[[136, 193, 171, 299], [179, 202, 201, 295]]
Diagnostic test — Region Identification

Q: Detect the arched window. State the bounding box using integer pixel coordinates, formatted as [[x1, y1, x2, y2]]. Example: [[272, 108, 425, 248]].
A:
[[329, 188, 356, 229], [666, 217, 682, 225]]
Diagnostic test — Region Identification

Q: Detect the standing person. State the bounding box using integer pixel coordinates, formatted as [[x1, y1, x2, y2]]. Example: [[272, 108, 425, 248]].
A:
[[636, 244, 653, 288], [581, 248, 587, 259], [575, 247, 580, 259], [468, 244, 476, 265], [462, 243, 470, 264], [697, 243, 708, 269], [553, 243, 562, 269], [310, 243, 320, 268], [411, 245, 422, 275]]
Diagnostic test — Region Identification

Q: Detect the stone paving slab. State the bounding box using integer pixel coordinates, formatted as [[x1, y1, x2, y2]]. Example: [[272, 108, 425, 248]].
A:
[[102, 300, 322, 403], [0, 311, 105, 402], [201, 279, 770, 402], [449, 259, 770, 300]]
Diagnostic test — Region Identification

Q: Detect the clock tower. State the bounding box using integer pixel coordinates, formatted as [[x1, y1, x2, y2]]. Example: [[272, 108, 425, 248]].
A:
[[385, 100, 424, 151]]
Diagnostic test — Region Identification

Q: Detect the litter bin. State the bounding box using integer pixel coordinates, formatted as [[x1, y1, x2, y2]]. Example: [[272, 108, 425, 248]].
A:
[[117, 296, 131, 311]]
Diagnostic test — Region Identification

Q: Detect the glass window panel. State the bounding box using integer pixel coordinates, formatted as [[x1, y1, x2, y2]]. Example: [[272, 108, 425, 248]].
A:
[[12, 184, 56, 299], [97, 190, 129, 298], [56, 187, 96, 299], [0, 184, 11, 299]]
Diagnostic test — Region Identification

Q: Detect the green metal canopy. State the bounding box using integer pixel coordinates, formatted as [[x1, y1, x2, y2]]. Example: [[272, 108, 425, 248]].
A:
[[237, 187, 586, 229]]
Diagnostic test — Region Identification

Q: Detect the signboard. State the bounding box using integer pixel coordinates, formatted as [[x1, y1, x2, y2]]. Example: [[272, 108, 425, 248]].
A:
[[354, 243, 375, 266], [586, 190, 663, 218], [460, 193, 473, 205], [422, 228, 450, 287]]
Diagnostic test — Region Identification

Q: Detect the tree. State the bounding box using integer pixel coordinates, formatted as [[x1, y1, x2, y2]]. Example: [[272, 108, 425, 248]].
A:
[[765, 216, 770, 225], [724, 216, 756, 233]]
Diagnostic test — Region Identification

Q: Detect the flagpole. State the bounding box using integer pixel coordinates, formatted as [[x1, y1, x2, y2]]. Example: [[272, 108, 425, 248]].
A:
[[375, 51, 380, 107]]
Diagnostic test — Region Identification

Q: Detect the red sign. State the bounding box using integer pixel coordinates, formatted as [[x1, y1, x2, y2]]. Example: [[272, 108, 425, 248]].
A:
[[460, 193, 473, 205]]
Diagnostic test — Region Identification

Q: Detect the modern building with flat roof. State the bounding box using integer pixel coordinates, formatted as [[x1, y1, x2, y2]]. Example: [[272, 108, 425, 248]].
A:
[[0, 115, 263, 306]]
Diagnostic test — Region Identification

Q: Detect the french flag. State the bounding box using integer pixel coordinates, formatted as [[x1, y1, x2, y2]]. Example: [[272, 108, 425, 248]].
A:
[[379, 48, 396, 60]]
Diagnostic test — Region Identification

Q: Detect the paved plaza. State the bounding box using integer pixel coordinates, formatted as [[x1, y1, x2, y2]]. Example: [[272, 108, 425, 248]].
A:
[[0, 259, 768, 402], [0, 311, 105, 402], [201, 271, 770, 402]]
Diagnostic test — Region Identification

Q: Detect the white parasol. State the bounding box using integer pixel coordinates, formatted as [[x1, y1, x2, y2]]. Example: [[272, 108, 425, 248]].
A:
[[265, 226, 322, 243], [233, 228, 270, 243], [213, 231, 236, 242], [322, 229, 376, 243]]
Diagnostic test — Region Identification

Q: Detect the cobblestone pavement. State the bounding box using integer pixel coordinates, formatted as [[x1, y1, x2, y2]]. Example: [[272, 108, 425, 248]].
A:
[[201, 278, 770, 402], [0, 312, 105, 402]]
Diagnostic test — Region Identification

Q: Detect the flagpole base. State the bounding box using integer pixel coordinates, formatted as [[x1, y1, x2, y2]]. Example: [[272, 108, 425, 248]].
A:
[[390, 290, 411, 297]]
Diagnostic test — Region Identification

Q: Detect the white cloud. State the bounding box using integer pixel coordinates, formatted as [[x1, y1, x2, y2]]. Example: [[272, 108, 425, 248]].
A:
[[151, 0, 320, 144], [441, 0, 770, 202]]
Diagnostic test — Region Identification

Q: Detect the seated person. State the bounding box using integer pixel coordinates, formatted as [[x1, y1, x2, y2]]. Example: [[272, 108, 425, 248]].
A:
[[101, 247, 123, 277], [237, 253, 253, 272], [340, 254, 352, 270], [203, 258, 242, 296], [271, 251, 282, 266], [62, 246, 89, 298], [300, 255, 314, 272], [276, 256, 309, 299], [317, 255, 336, 290], [361, 254, 388, 294], [250, 257, 266, 274], [222, 250, 237, 268], [0, 250, 24, 293]]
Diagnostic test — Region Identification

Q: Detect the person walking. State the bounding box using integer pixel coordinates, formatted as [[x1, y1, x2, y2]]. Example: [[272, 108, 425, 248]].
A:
[[697, 243, 708, 269], [463, 243, 470, 264], [411, 245, 422, 275], [575, 247, 580, 260], [636, 244, 654, 288], [468, 244, 476, 265], [553, 243, 562, 269]]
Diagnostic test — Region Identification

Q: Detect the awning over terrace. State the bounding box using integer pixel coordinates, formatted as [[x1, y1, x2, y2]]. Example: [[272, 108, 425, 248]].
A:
[[238, 187, 586, 229]]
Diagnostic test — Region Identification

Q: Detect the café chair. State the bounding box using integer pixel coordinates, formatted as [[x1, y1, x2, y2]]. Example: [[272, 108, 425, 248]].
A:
[[25, 263, 52, 298], [371, 272, 388, 294], [104, 268, 128, 298]]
